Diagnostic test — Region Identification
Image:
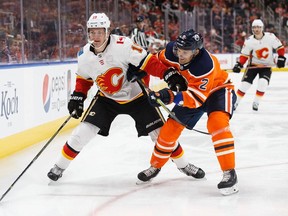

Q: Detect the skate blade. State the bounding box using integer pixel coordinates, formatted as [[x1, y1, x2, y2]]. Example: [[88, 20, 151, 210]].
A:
[[47, 179, 59, 186], [219, 183, 239, 196], [136, 179, 152, 185], [187, 176, 207, 181], [196, 176, 207, 181], [48, 180, 56, 186]]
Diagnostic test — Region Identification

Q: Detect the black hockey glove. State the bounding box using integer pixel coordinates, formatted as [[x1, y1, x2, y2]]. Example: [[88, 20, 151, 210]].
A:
[[127, 63, 147, 82], [232, 62, 243, 73], [163, 68, 187, 91], [68, 91, 86, 119], [148, 88, 174, 107], [277, 56, 286, 68]]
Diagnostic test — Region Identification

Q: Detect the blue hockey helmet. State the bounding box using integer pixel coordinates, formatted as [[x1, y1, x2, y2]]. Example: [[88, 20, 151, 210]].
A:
[[176, 29, 203, 52]]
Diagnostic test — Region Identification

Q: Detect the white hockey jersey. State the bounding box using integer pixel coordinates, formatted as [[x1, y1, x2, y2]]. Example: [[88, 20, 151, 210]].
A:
[[77, 35, 147, 102], [241, 32, 283, 66]]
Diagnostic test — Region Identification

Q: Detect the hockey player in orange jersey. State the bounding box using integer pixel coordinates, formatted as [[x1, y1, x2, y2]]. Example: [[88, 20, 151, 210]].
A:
[[137, 29, 238, 195]]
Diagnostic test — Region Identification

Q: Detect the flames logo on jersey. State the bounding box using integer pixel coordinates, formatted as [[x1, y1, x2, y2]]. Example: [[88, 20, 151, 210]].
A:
[[255, 47, 269, 59], [96, 67, 124, 94]]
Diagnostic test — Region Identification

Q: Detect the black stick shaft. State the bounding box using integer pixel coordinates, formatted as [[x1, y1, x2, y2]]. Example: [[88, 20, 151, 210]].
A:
[[0, 112, 74, 202]]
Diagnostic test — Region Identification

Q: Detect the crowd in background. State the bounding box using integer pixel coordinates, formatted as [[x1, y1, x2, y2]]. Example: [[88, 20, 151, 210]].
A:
[[0, 0, 287, 64]]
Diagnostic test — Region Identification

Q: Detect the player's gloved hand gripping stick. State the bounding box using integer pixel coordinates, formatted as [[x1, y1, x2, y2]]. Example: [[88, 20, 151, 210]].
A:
[[136, 78, 209, 135]]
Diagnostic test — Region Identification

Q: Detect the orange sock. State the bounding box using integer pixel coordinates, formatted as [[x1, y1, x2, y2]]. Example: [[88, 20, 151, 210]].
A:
[[207, 111, 235, 171], [150, 118, 185, 168]]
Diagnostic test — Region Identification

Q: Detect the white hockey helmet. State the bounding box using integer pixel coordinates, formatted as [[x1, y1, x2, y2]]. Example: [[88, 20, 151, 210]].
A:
[[87, 13, 110, 31], [252, 19, 264, 27]]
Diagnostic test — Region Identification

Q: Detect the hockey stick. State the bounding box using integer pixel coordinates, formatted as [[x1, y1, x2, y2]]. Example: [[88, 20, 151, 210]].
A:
[[226, 51, 255, 73], [0, 111, 76, 202], [137, 79, 209, 135], [225, 65, 268, 72], [239, 50, 253, 82], [246, 50, 253, 71]]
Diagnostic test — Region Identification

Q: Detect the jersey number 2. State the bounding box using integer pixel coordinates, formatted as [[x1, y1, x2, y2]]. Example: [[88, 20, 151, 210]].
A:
[[200, 78, 209, 90]]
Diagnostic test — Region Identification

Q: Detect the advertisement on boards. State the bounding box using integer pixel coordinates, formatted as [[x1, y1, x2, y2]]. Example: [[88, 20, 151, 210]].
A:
[[0, 63, 77, 138], [0, 69, 23, 138], [36, 65, 74, 120]]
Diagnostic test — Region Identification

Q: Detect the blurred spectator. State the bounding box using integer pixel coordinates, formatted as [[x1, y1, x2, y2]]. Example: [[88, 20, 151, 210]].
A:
[[111, 27, 124, 36], [153, 15, 164, 37], [235, 31, 246, 48], [275, 3, 285, 18], [0, 31, 12, 63], [0, 0, 287, 63], [180, 0, 195, 12], [120, 25, 130, 36], [10, 39, 22, 63], [145, 25, 159, 39], [283, 12, 288, 29]]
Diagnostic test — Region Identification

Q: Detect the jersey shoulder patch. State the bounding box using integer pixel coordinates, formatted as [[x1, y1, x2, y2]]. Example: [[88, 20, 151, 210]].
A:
[[77, 47, 84, 56], [110, 34, 128, 45], [116, 36, 126, 44], [77, 43, 90, 57]]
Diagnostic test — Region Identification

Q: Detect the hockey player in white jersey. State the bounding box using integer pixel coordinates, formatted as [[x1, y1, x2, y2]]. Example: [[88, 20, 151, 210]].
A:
[[47, 13, 205, 181], [233, 19, 286, 111]]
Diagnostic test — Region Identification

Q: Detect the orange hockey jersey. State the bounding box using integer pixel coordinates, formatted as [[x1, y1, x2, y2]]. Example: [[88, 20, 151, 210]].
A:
[[141, 41, 233, 108]]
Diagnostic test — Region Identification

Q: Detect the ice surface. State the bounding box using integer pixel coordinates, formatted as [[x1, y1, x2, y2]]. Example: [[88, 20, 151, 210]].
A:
[[0, 72, 287, 216]]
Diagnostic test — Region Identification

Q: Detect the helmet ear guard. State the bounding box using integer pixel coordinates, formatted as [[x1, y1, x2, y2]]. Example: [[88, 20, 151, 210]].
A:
[[176, 29, 203, 52]]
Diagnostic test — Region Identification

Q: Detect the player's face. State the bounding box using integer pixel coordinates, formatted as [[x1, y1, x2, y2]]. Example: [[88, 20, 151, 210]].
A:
[[177, 48, 197, 65], [88, 28, 107, 48], [252, 26, 263, 36], [0, 38, 6, 49]]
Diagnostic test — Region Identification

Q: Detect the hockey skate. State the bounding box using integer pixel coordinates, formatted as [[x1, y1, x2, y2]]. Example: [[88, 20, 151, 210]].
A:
[[178, 163, 205, 179], [217, 169, 239, 195], [137, 166, 161, 184], [47, 164, 65, 181], [252, 102, 259, 111]]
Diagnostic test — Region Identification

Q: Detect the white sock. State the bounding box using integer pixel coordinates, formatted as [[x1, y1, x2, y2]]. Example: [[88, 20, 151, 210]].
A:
[[171, 156, 189, 169]]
